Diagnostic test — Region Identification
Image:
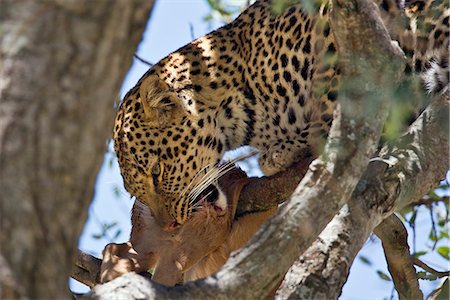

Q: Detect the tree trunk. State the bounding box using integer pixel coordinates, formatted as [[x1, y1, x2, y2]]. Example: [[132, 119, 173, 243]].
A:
[[0, 0, 155, 298]]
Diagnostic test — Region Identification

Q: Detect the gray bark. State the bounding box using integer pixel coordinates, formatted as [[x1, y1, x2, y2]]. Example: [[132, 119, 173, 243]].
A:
[[0, 0, 155, 298]]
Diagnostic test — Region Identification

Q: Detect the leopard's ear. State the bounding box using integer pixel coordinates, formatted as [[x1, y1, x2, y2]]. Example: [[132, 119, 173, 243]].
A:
[[140, 75, 185, 124]]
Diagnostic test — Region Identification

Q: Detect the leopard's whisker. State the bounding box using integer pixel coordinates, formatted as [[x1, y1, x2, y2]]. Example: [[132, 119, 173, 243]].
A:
[[190, 190, 214, 208], [187, 165, 222, 200], [187, 151, 258, 205], [188, 170, 221, 204], [188, 159, 243, 202], [176, 163, 213, 204]]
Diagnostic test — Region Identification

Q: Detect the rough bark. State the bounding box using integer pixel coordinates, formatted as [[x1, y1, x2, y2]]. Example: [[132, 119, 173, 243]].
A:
[[73, 250, 102, 289], [0, 1, 155, 298]]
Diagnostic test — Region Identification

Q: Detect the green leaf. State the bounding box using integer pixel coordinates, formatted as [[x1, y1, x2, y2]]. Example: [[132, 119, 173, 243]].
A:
[[206, 0, 232, 16], [113, 229, 122, 240], [113, 185, 121, 198], [92, 234, 103, 240], [437, 246, 450, 260], [437, 182, 450, 190], [271, 0, 289, 15], [416, 271, 426, 279], [412, 251, 428, 258], [376, 270, 392, 281], [408, 209, 417, 225], [430, 230, 438, 242], [103, 222, 118, 231], [203, 14, 213, 22], [383, 100, 412, 141], [359, 256, 372, 266], [439, 230, 449, 239]]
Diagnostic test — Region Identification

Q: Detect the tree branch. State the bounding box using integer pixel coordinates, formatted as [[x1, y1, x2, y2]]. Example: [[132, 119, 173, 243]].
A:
[[374, 215, 423, 300], [410, 195, 449, 207], [412, 257, 450, 278], [133, 54, 154, 67], [276, 96, 448, 298], [427, 278, 449, 300], [72, 250, 102, 288]]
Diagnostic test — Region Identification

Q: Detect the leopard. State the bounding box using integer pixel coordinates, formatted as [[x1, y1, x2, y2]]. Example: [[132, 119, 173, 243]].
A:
[[114, 0, 338, 227], [104, 0, 449, 288], [113, 0, 449, 228]]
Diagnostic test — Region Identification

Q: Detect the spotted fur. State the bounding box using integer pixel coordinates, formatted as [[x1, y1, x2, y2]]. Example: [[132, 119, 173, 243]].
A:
[[114, 0, 448, 225], [377, 0, 449, 94]]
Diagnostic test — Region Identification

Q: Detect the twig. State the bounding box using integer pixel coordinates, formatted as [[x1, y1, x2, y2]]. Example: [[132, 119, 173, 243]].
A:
[[408, 208, 417, 253], [428, 205, 438, 250], [189, 22, 195, 40], [374, 214, 423, 300], [72, 250, 102, 288], [412, 257, 450, 278], [90, 210, 115, 243], [389, 285, 396, 300], [410, 195, 448, 207], [133, 54, 153, 67]]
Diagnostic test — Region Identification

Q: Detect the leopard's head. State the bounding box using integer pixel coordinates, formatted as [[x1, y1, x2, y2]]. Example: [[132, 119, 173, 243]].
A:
[[114, 72, 227, 226]]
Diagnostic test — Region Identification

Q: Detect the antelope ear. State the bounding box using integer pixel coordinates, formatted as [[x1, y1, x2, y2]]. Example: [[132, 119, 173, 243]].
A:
[[140, 75, 185, 124]]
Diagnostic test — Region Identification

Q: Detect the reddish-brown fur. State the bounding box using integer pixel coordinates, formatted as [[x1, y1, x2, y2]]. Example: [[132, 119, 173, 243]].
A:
[[101, 174, 276, 286]]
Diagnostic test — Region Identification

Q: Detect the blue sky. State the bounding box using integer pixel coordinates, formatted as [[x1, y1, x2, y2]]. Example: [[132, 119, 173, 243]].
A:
[[72, 1, 448, 298]]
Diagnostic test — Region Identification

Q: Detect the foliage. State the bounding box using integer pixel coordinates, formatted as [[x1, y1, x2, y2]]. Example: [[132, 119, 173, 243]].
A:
[[92, 221, 122, 242], [204, 0, 324, 23], [204, 0, 253, 25]]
